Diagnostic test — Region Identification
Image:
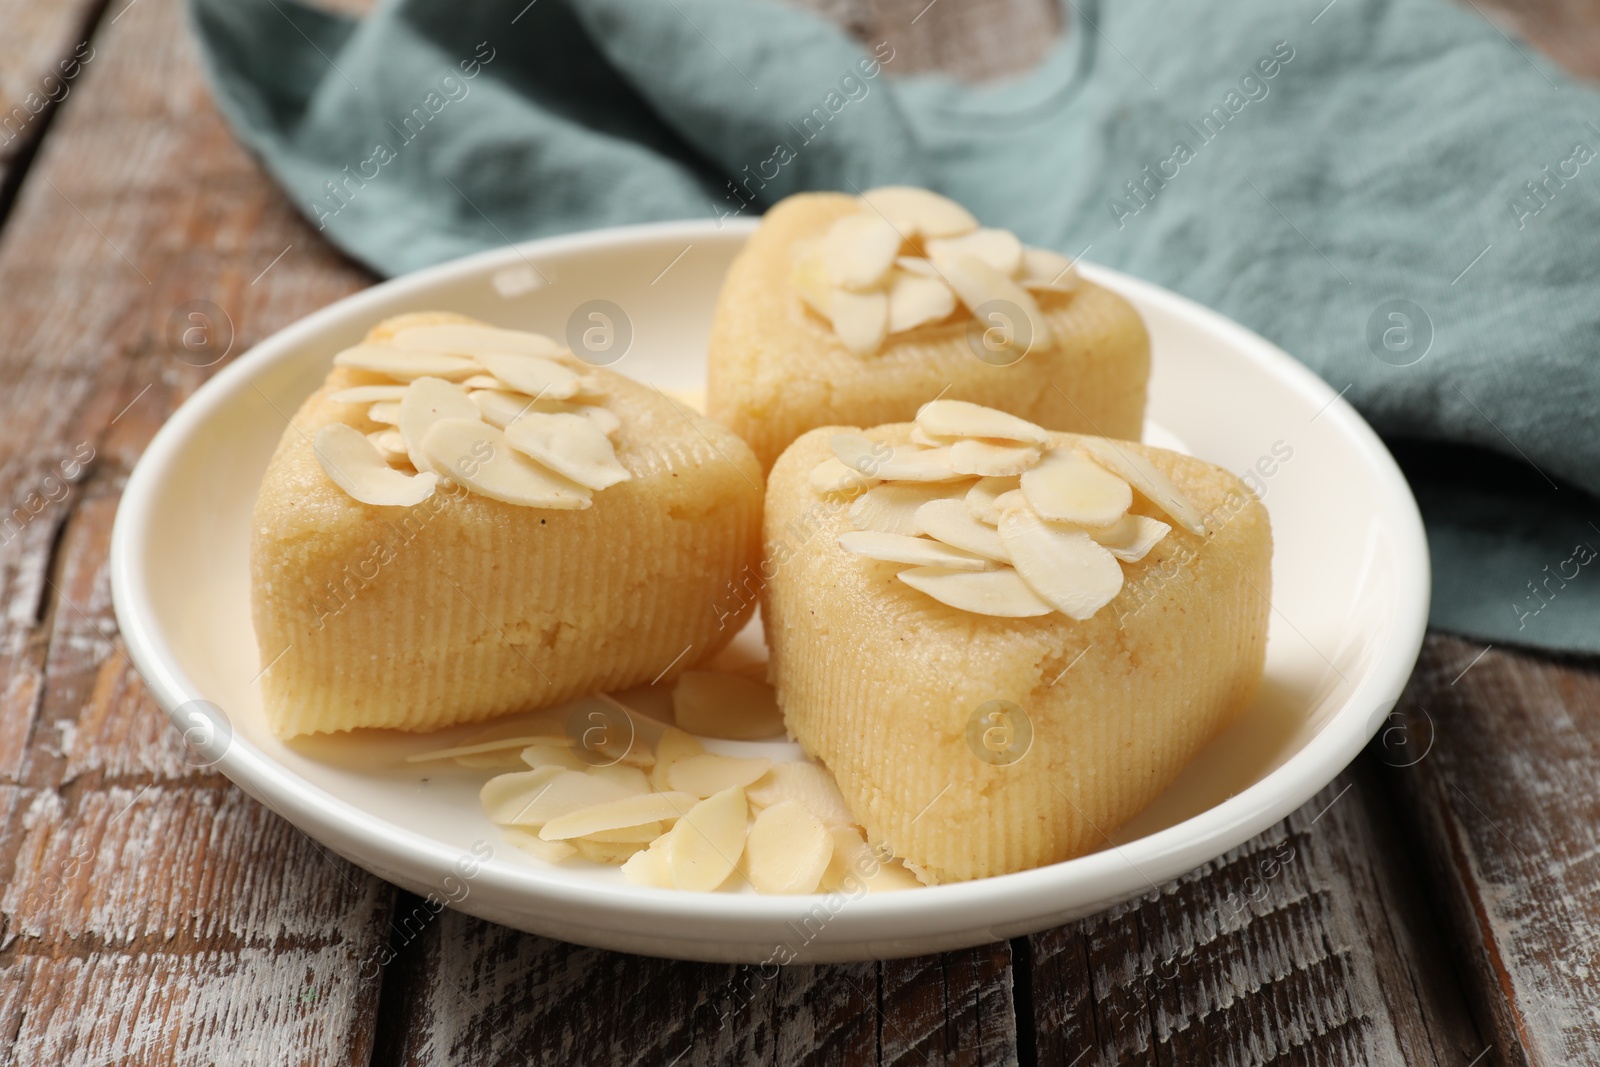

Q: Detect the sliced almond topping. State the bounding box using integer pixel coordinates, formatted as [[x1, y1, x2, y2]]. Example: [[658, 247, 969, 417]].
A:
[[965, 476, 1022, 525], [400, 376, 479, 475], [389, 323, 565, 359], [620, 841, 674, 887], [886, 271, 956, 333], [1020, 447, 1132, 527], [539, 791, 699, 841], [572, 404, 622, 436], [746, 762, 855, 827], [925, 228, 1024, 277], [582, 822, 666, 844], [421, 418, 593, 509], [932, 253, 1052, 354], [948, 439, 1043, 477], [504, 411, 632, 491], [404, 734, 569, 763], [829, 288, 889, 355], [462, 374, 503, 390], [501, 826, 578, 864], [330, 384, 408, 404], [650, 726, 705, 792], [992, 488, 1029, 514], [895, 255, 938, 276], [479, 766, 565, 824], [745, 802, 833, 895], [793, 243, 835, 319], [668, 754, 774, 798], [821, 212, 902, 290], [573, 839, 649, 865], [998, 509, 1124, 620], [913, 498, 1007, 561], [839, 530, 994, 571], [333, 344, 477, 382], [367, 430, 408, 465], [672, 671, 786, 741], [861, 186, 978, 238], [470, 388, 541, 429], [1019, 247, 1081, 292], [1085, 513, 1171, 562], [898, 565, 1055, 617], [848, 483, 962, 536], [314, 423, 439, 507], [663, 786, 748, 892], [476, 352, 584, 401], [483, 767, 639, 827], [366, 401, 401, 425], [519, 744, 589, 772], [1076, 438, 1207, 535], [915, 399, 1049, 446], [587, 763, 651, 794], [808, 456, 878, 495], [909, 426, 949, 447], [832, 434, 965, 483]]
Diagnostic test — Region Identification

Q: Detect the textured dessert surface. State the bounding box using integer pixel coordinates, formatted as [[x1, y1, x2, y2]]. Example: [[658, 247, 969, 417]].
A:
[[251, 314, 764, 737], [708, 193, 1150, 472], [763, 424, 1271, 883]]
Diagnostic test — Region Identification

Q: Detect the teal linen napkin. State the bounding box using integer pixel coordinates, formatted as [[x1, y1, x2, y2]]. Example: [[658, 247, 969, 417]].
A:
[[190, 0, 1600, 653]]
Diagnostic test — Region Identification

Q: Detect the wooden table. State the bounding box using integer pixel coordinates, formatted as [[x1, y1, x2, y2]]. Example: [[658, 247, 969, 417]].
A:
[[2, 0, 1596, 1063]]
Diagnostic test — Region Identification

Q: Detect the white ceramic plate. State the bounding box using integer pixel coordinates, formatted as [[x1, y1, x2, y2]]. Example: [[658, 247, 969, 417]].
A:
[[109, 219, 1428, 963]]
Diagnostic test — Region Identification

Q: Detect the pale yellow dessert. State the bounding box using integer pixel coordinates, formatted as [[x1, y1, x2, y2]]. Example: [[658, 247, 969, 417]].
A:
[[762, 401, 1271, 884], [251, 312, 763, 737], [707, 188, 1150, 471]]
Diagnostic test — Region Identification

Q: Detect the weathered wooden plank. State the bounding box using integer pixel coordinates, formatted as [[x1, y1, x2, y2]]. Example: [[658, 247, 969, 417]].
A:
[[0, 0, 103, 194], [1381, 633, 1600, 1067]]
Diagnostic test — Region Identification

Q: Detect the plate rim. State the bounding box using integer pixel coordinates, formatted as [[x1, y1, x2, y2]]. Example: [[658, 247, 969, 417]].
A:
[[108, 217, 1430, 954]]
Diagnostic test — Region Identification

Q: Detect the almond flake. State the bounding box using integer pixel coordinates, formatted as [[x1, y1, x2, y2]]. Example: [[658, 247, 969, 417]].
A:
[[422, 418, 593, 509], [926, 228, 1024, 277], [898, 565, 1055, 617], [663, 786, 748, 891], [476, 352, 584, 400], [668, 754, 774, 798], [470, 388, 541, 429], [829, 288, 888, 355], [745, 802, 832, 894], [366, 401, 401, 425], [746, 762, 855, 827], [539, 791, 699, 841], [400, 376, 479, 475], [314, 423, 439, 507], [913, 498, 1007, 561], [831, 434, 964, 483], [1020, 447, 1132, 527], [403, 734, 568, 763], [838, 531, 994, 571], [895, 255, 939, 276], [463, 374, 503, 390], [330, 384, 408, 404], [501, 826, 578, 864], [821, 212, 902, 289], [367, 430, 408, 465], [1076, 439, 1207, 535], [573, 839, 649, 865], [479, 766, 565, 823], [672, 671, 786, 741], [504, 411, 631, 491], [809, 456, 879, 495], [909, 426, 949, 447], [848, 483, 963, 536], [998, 509, 1124, 620], [483, 767, 639, 827], [650, 727, 706, 792], [861, 186, 978, 238], [620, 841, 673, 887], [932, 253, 1052, 354], [948, 439, 1043, 477], [1085, 513, 1171, 561], [573, 404, 622, 436], [965, 476, 1021, 525], [915, 399, 1049, 446], [520, 744, 589, 771], [333, 344, 477, 381], [1019, 247, 1081, 292], [582, 822, 666, 844], [820, 826, 873, 892], [588, 763, 651, 793], [886, 271, 956, 333], [992, 489, 1029, 514], [389, 323, 565, 359], [793, 245, 835, 318], [865, 859, 924, 892]]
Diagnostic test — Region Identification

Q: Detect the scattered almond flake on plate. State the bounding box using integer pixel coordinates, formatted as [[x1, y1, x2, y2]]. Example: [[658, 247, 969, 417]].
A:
[[998, 509, 1125, 620], [620, 841, 674, 888], [931, 252, 1052, 354], [581, 822, 666, 844], [861, 186, 978, 238], [399, 376, 480, 475], [462, 373, 502, 390], [573, 839, 650, 865], [501, 826, 578, 864], [403, 734, 569, 763], [886, 271, 956, 333], [829, 287, 888, 355], [895, 255, 939, 277], [366, 401, 401, 426], [479, 766, 566, 824], [925, 228, 1024, 277], [1019, 247, 1081, 292], [848, 483, 963, 536], [1020, 446, 1132, 527], [745, 802, 833, 895], [746, 762, 856, 828], [820, 212, 902, 290], [898, 564, 1055, 617], [948, 439, 1043, 478], [333, 343, 477, 382], [965, 476, 1022, 525], [587, 763, 651, 794], [809, 456, 878, 495], [672, 671, 786, 741], [421, 418, 593, 509], [1084, 513, 1171, 562], [484, 767, 639, 828], [915, 400, 1049, 446], [389, 322, 566, 359], [330, 384, 408, 404], [668, 754, 773, 798], [520, 744, 589, 772], [865, 858, 924, 892], [539, 791, 700, 841], [819, 826, 874, 892], [650, 726, 705, 791], [476, 352, 584, 401], [314, 423, 439, 508], [663, 786, 748, 891], [1076, 438, 1208, 535], [913, 498, 1008, 561], [838, 530, 995, 572], [504, 411, 632, 490]]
